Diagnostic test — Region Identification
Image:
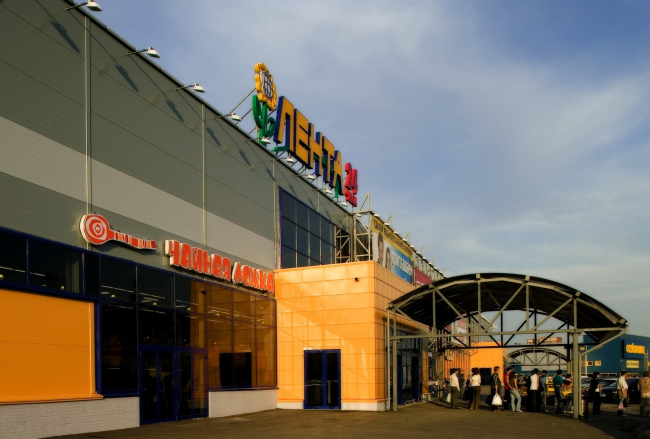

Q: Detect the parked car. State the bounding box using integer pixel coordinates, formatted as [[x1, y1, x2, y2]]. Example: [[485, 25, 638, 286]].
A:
[[580, 378, 616, 399], [600, 378, 640, 404]]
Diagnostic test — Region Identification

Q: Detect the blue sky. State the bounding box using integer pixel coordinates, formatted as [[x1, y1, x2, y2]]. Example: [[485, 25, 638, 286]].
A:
[[94, 1, 650, 336]]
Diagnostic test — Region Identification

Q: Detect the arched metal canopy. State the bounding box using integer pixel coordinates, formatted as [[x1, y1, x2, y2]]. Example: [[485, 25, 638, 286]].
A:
[[389, 273, 627, 344], [507, 348, 568, 368]]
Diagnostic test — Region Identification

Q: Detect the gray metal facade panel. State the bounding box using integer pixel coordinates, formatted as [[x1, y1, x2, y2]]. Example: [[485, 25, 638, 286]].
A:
[[205, 177, 274, 240], [0, 7, 85, 153], [0, 172, 87, 248], [90, 112, 204, 208]]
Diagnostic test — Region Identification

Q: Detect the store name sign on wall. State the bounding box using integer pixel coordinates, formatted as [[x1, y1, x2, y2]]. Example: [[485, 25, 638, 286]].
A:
[[164, 240, 274, 294], [251, 63, 358, 207]]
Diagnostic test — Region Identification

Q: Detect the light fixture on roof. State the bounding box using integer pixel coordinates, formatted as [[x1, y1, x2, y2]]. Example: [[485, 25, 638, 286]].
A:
[[373, 212, 381, 218], [175, 83, 205, 93], [410, 245, 415, 249], [66, 1, 102, 11], [213, 113, 241, 122], [127, 47, 160, 58], [340, 200, 349, 207], [394, 231, 400, 236], [260, 136, 271, 144], [354, 212, 362, 217], [286, 156, 296, 164], [306, 174, 317, 181], [324, 187, 333, 195], [416, 251, 422, 256]]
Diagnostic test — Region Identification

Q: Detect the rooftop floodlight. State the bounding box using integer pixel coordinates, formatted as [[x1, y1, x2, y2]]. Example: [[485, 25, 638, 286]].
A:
[[340, 200, 349, 207], [127, 46, 160, 58], [324, 187, 333, 195], [175, 83, 205, 93], [213, 113, 241, 122], [260, 136, 271, 144], [306, 174, 317, 181], [67, 1, 102, 11], [416, 251, 422, 256], [373, 212, 381, 218]]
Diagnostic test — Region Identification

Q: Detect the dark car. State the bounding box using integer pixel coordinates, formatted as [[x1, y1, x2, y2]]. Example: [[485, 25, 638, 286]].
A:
[[600, 378, 640, 404], [581, 378, 616, 400]]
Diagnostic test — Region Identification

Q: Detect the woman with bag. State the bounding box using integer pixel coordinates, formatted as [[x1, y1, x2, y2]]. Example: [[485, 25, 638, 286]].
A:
[[589, 372, 603, 415], [489, 366, 503, 411], [617, 370, 629, 417]]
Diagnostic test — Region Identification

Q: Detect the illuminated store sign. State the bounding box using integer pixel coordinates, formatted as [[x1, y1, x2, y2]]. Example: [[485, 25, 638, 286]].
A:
[[252, 62, 359, 207], [623, 342, 646, 359], [80, 214, 156, 250], [164, 240, 274, 294]]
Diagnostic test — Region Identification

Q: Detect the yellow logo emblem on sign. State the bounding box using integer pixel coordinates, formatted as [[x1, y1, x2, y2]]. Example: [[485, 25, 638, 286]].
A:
[[626, 343, 645, 355]]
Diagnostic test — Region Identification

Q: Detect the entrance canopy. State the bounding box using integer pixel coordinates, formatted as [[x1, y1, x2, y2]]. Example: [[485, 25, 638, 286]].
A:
[[389, 273, 627, 345]]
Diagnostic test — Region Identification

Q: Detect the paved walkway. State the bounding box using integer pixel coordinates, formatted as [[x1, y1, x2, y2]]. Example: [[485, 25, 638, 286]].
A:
[[52, 401, 648, 439]]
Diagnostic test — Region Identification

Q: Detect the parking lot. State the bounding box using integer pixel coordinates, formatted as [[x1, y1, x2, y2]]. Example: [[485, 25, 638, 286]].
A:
[[52, 400, 648, 439]]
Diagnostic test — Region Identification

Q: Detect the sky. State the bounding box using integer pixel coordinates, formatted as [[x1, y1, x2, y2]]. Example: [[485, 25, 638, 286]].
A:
[[93, 1, 650, 336]]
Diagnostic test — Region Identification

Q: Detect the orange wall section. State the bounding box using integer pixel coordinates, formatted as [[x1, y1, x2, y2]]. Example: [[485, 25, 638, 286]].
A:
[[469, 342, 506, 382], [0, 289, 101, 404], [275, 261, 426, 408]]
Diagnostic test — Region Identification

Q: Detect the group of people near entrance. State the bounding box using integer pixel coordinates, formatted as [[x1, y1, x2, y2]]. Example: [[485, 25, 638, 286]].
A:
[[446, 366, 572, 412], [446, 367, 650, 417]]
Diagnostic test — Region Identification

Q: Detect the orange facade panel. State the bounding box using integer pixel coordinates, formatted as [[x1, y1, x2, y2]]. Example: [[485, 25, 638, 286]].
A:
[[0, 289, 100, 404]]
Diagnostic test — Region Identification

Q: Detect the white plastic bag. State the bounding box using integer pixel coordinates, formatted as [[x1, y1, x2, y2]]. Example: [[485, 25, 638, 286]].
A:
[[492, 393, 502, 406], [618, 399, 625, 411], [445, 393, 451, 403]]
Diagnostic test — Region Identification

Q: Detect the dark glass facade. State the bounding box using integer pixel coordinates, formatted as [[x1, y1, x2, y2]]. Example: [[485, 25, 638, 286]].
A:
[[280, 189, 336, 268], [0, 227, 277, 396]]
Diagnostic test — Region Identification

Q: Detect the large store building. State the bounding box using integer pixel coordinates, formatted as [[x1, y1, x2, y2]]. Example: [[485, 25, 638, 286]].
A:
[[0, 2, 445, 437]]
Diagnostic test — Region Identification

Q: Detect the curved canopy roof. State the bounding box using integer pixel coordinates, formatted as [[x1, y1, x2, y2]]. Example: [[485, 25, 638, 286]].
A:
[[389, 273, 627, 344]]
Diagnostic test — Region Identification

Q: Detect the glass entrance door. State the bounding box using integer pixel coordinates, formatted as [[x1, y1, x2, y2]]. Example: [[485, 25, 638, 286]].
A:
[[140, 349, 175, 423], [304, 350, 341, 409], [140, 348, 207, 424]]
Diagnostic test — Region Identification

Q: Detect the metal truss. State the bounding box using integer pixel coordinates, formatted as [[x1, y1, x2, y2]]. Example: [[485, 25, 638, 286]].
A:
[[385, 273, 629, 418], [507, 348, 568, 369]]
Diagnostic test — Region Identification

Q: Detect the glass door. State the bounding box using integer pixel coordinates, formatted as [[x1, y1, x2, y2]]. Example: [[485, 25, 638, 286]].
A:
[[140, 348, 207, 424], [140, 349, 175, 423], [304, 350, 340, 409]]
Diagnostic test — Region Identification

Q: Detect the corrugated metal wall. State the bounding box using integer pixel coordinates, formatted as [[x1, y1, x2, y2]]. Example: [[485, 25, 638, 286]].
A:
[[0, 0, 351, 274]]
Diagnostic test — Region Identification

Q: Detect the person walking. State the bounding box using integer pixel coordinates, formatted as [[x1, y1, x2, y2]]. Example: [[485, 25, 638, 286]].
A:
[[503, 367, 512, 411], [490, 366, 502, 411], [528, 369, 540, 412], [540, 370, 548, 412], [589, 371, 603, 415], [509, 368, 522, 412], [470, 367, 481, 410], [617, 370, 629, 417], [459, 373, 466, 401], [449, 368, 460, 410], [553, 370, 564, 414], [638, 371, 650, 418]]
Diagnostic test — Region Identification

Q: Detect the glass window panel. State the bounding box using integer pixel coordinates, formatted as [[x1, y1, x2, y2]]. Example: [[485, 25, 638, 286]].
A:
[[85, 254, 99, 296], [310, 258, 320, 266], [309, 234, 320, 262], [281, 247, 296, 269], [321, 220, 332, 244], [308, 210, 320, 235], [296, 201, 308, 230], [331, 224, 336, 245], [176, 313, 191, 347], [232, 292, 254, 323], [281, 191, 296, 222], [191, 281, 207, 314], [324, 244, 334, 265], [255, 298, 271, 326], [138, 267, 173, 308], [282, 220, 296, 250], [101, 302, 137, 392], [234, 321, 255, 386], [138, 307, 175, 345], [175, 277, 192, 312], [29, 240, 82, 293], [191, 314, 207, 348], [296, 227, 308, 255], [297, 253, 309, 268], [101, 258, 136, 302], [207, 286, 232, 319], [256, 327, 276, 387], [0, 231, 26, 284], [208, 318, 233, 387]]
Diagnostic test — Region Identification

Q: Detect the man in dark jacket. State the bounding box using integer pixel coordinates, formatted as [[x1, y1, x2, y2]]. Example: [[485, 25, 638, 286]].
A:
[[490, 366, 502, 411]]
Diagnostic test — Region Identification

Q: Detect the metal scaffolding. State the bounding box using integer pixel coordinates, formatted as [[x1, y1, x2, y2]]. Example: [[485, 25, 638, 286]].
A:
[[386, 273, 628, 419]]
